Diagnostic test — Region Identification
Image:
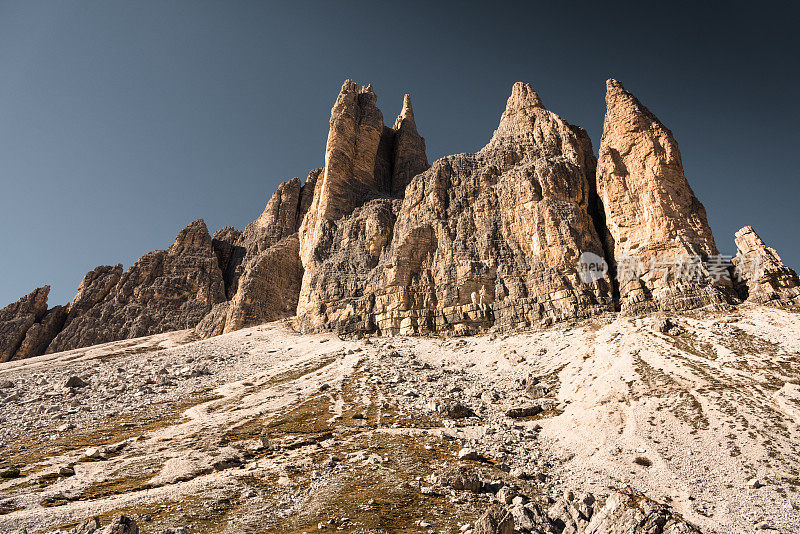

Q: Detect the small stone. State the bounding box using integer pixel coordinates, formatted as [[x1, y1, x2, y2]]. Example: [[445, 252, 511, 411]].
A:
[[59, 466, 75, 476], [505, 406, 542, 419], [84, 447, 102, 459], [444, 402, 475, 419], [496, 486, 517, 504], [511, 495, 527, 506], [748, 478, 764, 489], [65, 376, 88, 389], [458, 447, 479, 461]]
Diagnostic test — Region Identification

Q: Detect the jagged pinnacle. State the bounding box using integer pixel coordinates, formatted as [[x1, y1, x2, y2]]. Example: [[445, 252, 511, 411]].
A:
[[393, 94, 416, 130]]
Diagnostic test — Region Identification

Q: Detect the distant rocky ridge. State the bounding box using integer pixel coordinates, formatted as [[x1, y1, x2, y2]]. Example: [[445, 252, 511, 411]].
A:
[[2, 79, 798, 360]]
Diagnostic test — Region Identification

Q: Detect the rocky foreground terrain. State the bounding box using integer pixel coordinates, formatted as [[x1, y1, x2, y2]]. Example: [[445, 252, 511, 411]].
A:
[[3, 76, 800, 533], [2, 303, 800, 533]]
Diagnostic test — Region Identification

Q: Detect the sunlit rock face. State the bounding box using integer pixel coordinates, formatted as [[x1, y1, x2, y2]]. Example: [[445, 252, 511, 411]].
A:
[[296, 81, 613, 336], [732, 225, 800, 307], [46, 219, 226, 352], [596, 79, 735, 313]]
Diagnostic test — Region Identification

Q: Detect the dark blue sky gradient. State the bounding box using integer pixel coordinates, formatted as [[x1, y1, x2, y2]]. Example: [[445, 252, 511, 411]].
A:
[[1, 1, 798, 306]]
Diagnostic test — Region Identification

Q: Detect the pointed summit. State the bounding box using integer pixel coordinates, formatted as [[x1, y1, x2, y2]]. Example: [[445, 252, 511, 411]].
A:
[[393, 94, 416, 130], [732, 226, 800, 306], [507, 81, 545, 111], [489, 82, 546, 145], [390, 93, 428, 195], [596, 79, 733, 312], [169, 219, 214, 255]]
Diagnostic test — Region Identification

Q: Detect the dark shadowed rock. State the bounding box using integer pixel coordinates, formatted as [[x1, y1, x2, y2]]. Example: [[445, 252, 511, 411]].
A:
[[0, 286, 49, 362], [15, 305, 67, 360], [64, 376, 88, 388]]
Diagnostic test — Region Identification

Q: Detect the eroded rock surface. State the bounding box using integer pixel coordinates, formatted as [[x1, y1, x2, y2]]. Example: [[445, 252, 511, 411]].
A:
[[732, 225, 800, 306], [15, 305, 67, 360], [596, 79, 734, 313], [46, 220, 225, 352], [0, 286, 50, 362], [297, 81, 613, 335], [196, 170, 321, 337]]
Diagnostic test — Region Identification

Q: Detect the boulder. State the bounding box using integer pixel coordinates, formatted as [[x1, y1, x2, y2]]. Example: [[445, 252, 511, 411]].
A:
[[584, 490, 700, 533], [473, 503, 514, 534]]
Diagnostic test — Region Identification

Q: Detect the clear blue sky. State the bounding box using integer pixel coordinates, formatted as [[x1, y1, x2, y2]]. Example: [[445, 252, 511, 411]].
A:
[[1, 1, 798, 306]]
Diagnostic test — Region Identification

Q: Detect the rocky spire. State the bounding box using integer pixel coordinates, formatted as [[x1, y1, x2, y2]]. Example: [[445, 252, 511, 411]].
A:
[[298, 80, 386, 271], [732, 226, 800, 306], [596, 79, 734, 312], [393, 94, 416, 130], [390, 94, 429, 196], [312, 79, 386, 222], [488, 82, 546, 145]]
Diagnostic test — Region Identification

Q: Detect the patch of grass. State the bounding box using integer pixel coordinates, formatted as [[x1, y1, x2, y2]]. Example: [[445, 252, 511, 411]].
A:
[[265, 394, 335, 436], [0, 390, 221, 473], [40, 495, 69, 507], [259, 432, 485, 534], [0, 501, 22, 515], [77, 472, 156, 501]]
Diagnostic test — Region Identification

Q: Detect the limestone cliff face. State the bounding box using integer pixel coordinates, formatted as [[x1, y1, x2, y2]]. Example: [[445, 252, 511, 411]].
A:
[[296, 81, 431, 333], [596, 79, 734, 313], [15, 305, 67, 359], [198, 170, 321, 336], [46, 220, 225, 352], [8, 78, 789, 354], [0, 286, 50, 362], [732, 226, 800, 306], [297, 82, 613, 335]]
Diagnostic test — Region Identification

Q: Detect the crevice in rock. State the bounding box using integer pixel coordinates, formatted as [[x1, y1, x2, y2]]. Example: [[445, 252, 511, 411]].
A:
[[586, 180, 620, 310]]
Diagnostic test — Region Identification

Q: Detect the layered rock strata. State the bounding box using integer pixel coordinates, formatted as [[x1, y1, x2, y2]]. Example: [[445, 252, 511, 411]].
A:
[[732, 226, 800, 306], [297, 81, 614, 335], [596, 79, 735, 313], [7, 78, 795, 354]]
